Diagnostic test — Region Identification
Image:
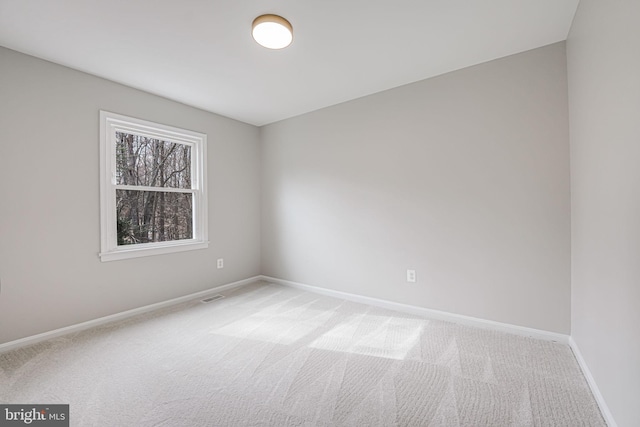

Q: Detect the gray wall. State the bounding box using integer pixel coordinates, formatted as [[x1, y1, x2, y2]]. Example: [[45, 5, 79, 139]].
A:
[[261, 42, 571, 334], [0, 47, 261, 344], [567, 1, 640, 426]]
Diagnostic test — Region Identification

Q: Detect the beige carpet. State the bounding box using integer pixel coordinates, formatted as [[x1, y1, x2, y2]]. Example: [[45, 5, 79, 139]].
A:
[[1, 281, 605, 426]]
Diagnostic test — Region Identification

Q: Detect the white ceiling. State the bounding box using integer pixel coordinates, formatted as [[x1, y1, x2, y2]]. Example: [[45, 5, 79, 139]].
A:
[[0, 0, 579, 126]]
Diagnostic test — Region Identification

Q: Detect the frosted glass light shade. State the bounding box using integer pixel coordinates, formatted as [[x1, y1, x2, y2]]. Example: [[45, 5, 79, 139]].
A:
[[252, 15, 293, 49]]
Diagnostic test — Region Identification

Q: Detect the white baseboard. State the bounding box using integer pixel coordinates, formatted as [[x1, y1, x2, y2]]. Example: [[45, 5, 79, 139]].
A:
[[0, 275, 261, 354], [569, 337, 618, 427], [260, 275, 569, 344]]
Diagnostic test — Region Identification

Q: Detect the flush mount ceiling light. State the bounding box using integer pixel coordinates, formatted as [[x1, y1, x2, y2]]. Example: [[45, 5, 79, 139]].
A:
[[252, 14, 293, 49]]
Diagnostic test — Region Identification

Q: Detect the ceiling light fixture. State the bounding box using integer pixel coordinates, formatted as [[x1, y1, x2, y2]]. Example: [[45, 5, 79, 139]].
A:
[[252, 14, 293, 49]]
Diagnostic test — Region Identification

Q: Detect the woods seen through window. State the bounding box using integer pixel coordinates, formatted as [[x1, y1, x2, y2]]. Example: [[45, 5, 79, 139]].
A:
[[116, 133, 193, 245]]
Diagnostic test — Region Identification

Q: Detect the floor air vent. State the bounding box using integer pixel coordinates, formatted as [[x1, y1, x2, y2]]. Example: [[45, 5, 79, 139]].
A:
[[201, 295, 225, 303]]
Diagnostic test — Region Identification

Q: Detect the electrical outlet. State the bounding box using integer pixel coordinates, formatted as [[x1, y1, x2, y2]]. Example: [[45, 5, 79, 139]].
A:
[[217, 258, 224, 269], [406, 269, 416, 283]]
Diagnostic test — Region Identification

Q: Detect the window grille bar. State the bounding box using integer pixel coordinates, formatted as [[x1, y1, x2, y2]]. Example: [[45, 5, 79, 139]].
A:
[[114, 184, 196, 193]]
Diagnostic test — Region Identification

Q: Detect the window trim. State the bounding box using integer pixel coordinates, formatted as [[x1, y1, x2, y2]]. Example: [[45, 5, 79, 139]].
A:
[[99, 111, 208, 262]]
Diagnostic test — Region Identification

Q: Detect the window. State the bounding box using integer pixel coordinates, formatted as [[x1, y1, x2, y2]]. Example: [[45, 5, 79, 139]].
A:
[[100, 111, 207, 261]]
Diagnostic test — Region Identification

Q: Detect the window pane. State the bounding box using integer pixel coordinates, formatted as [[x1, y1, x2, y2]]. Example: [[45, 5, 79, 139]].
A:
[[115, 132, 191, 189], [116, 190, 193, 245]]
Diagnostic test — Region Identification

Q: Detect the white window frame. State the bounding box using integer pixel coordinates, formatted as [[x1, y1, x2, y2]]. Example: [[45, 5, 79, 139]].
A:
[[99, 111, 208, 262]]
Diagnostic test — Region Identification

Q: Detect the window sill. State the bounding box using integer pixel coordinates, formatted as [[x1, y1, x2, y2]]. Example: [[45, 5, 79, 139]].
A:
[[99, 240, 209, 262]]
